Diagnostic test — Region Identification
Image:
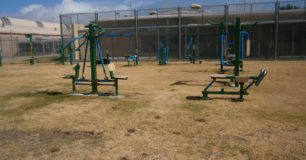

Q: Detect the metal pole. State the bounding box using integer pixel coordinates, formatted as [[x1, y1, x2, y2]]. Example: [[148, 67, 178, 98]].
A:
[[235, 17, 241, 83], [59, 14, 64, 53], [135, 9, 139, 59], [225, 4, 228, 38], [274, 1, 279, 60], [42, 39, 45, 56], [87, 24, 98, 94], [291, 24, 295, 59], [10, 31, 14, 63], [52, 39, 55, 54], [95, 12, 98, 24], [197, 26, 199, 59], [59, 14, 65, 64], [178, 7, 182, 61], [304, 0, 306, 19], [184, 28, 187, 56]]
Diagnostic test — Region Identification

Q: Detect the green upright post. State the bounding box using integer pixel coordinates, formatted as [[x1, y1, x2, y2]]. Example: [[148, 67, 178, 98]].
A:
[[115, 79, 119, 96], [238, 83, 244, 101], [235, 17, 241, 87], [26, 34, 34, 66], [86, 24, 98, 94]]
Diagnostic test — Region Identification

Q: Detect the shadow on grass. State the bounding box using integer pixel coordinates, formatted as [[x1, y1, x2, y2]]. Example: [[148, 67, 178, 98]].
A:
[[0, 91, 70, 117]]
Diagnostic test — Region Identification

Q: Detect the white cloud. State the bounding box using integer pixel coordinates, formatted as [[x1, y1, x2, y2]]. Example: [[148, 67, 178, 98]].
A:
[[18, 0, 131, 22]]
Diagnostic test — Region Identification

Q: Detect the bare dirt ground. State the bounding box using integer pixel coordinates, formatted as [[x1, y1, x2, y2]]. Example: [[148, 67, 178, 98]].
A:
[[0, 59, 305, 160]]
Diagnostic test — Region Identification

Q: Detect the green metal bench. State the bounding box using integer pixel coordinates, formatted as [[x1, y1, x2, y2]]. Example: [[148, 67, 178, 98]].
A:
[[63, 63, 128, 96], [202, 69, 268, 101]]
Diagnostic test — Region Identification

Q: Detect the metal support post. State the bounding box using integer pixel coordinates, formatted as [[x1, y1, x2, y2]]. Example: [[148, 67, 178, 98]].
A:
[[115, 79, 119, 96], [26, 34, 34, 66], [135, 9, 139, 60], [42, 40, 45, 56], [235, 18, 241, 87], [178, 7, 182, 61], [87, 24, 98, 94], [95, 12, 98, 24], [274, 1, 279, 60]]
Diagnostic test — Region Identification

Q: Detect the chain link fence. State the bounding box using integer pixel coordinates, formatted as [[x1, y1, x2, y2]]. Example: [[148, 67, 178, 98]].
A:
[[0, 36, 62, 62], [60, 0, 306, 61]]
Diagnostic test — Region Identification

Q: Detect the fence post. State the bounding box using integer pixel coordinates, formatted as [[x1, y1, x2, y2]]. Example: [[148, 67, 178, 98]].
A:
[[42, 39, 45, 56], [95, 12, 98, 24], [291, 24, 295, 58], [225, 3, 228, 36], [274, 1, 279, 60], [135, 9, 139, 59], [178, 7, 182, 61], [10, 32, 14, 63], [52, 39, 55, 54], [59, 14, 65, 62]]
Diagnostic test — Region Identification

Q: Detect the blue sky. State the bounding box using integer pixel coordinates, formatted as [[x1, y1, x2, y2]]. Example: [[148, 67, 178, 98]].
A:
[[0, 0, 289, 22]]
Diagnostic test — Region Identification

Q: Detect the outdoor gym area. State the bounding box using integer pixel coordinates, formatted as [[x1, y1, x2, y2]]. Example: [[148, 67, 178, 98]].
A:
[[0, 0, 306, 159], [0, 59, 305, 159]]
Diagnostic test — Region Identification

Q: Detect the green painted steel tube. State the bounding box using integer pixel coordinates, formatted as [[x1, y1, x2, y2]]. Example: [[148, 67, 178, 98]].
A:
[[202, 91, 249, 95], [72, 77, 76, 93], [239, 83, 244, 101], [235, 17, 241, 87], [0, 55, 2, 67], [73, 64, 80, 78], [86, 24, 98, 94], [115, 79, 119, 96], [110, 71, 115, 79], [68, 44, 74, 65], [26, 34, 34, 66]]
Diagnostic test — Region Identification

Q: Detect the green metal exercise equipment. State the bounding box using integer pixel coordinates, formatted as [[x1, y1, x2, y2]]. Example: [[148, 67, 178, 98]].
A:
[[202, 69, 268, 101], [25, 34, 34, 66], [60, 41, 76, 65], [188, 37, 197, 64], [159, 41, 170, 65], [125, 49, 139, 67], [209, 17, 256, 75], [62, 23, 130, 96]]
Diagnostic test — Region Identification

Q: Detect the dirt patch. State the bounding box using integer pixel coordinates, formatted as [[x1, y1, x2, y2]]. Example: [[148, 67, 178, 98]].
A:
[[171, 80, 195, 85]]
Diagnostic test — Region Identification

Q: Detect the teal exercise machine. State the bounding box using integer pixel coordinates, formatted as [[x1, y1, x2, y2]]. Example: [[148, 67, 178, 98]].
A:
[[62, 24, 130, 96], [159, 41, 170, 65], [188, 37, 197, 64], [125, 49, 139, 67], [209, 17, 256, 74]]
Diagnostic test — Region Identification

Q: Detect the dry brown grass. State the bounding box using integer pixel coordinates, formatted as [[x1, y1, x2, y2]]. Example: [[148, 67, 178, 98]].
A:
[[0, 59, 305, 160]]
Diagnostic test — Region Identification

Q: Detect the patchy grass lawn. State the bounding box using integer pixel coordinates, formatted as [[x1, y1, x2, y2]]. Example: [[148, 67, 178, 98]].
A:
[[0, 60, 305, 160]]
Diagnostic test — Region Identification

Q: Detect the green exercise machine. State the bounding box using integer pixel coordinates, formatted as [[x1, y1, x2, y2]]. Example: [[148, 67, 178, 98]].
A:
[[188, 37, 197, 64], [62, 24, 129, 96], [25, 34, 35, 66], [202, 69, 267, 101], [125, 48, 139, 67], [209, 17, 256, 74]]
